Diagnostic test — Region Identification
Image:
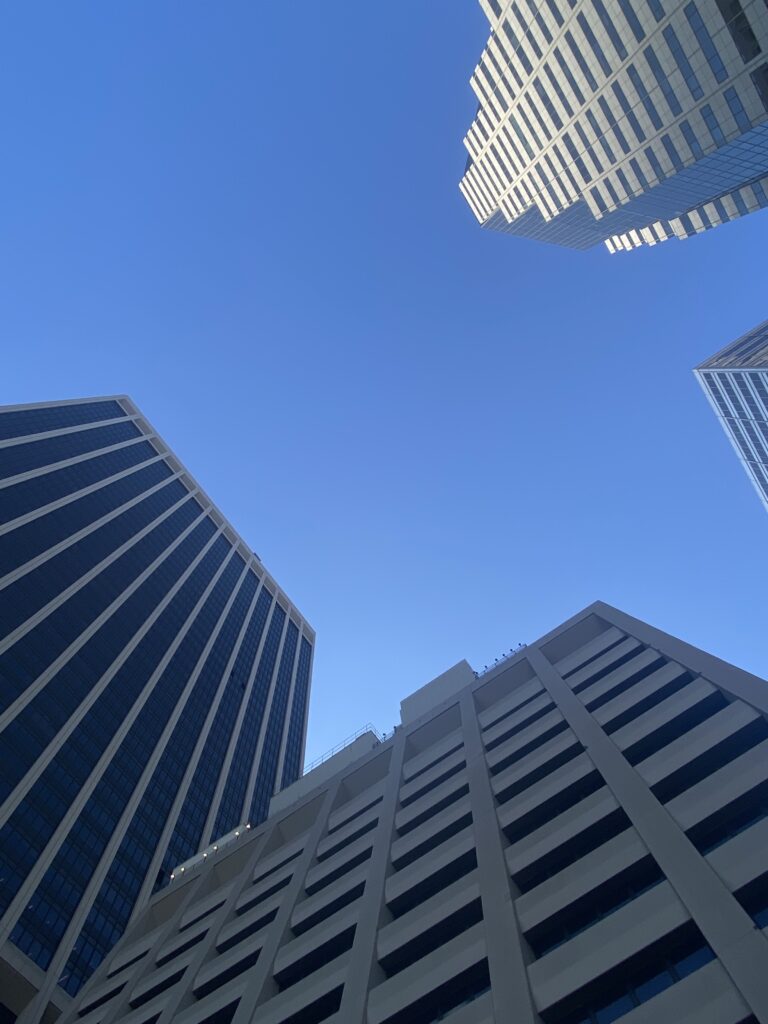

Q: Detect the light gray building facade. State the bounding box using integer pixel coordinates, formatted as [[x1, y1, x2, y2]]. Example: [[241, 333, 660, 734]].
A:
[[461, 0, 768, 250], [62, 602, 768, 1024], [0, 397, 314, 1022], [695, 319, 768, 512]]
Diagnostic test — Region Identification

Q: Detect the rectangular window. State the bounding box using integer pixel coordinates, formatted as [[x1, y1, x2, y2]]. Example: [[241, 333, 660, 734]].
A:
[[598, 95, 631, 154], [645, 45, 684, 115], [680, 119, 705, 158], [613, 81, 646, 142], [663, 25, 704, 98], [534, 77, 564, 130], [627, 64, 663, 130], [526, 0, 554, 44], [752, 63, 768, 113], [586, 107, 616, 163], [725, 85, 752, 129], [630, 156, 649, 188], [715, 0, 761, 63], [593, 0, 629, 58], [646, 0, 665, 19], [662, 133, 684, 171], [591, 185, 609, 213], [684, 3, 728, 81], [545, 0, 565, 27], [576, 121, 604, 171], [513, 5, 543, 60], [503, 20, 533, 76], [554, 45, 588, 104], [563, 132, 593, 182], [645, 144, 666, 181], [701, 103, 726, 144], [618, 0, 646, 41], [544, 63, 575, 117], [577, 12, 613, 76]]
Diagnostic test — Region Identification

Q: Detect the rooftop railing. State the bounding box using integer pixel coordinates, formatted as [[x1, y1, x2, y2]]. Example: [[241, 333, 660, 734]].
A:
[[474, 642, 527, 677]]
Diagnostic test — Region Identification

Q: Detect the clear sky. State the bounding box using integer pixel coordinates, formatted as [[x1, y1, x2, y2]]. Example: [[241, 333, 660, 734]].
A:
[[1, 3, 766, 764]]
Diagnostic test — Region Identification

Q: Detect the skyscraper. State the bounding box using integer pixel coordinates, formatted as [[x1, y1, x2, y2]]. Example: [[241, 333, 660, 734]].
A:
[[695, 319, 768, 512], [0, 397, 314, 1020], [460, 0, 768, 251], [63, 602, 768, 1024]]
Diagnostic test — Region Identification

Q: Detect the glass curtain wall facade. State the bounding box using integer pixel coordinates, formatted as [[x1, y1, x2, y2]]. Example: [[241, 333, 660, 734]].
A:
[[0, 397, 314, 1020], [62, 602, 768, 1024], [695, 319, 768, 511], [460, 0, 768, 251]]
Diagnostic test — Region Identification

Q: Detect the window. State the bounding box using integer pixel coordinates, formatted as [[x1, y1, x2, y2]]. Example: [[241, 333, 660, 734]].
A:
[[195, 947, 262, 999], [687, 778, 768, 853], [490, 717, 570, 775], [577, 13, 613, 76], [751, 64, 768, 113], [724, 86, 751, 130], [627, 65, 663, 131], [544, 926, 715, 1023], [503, 769, 604, 846], [515, 810, 630, 897], [663, 26, 704, 99], [661, 134, 684, 172], [273, 927, 355, 990], [645, 46, 683, 116], [380, 898, 484, 977], [701, 104, 726, 144], [652, 716, 768, 803], [495, 740, 584, 806], [381, 960, 490, 1024], [684, 3, 728, 81], [526, 856, 664, 956], [715, 0, 761, 63], [680, 119, 705, 159], [736, 871, 768, 927]]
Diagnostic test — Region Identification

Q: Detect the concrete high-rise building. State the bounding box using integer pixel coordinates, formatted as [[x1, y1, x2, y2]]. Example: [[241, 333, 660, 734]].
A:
[[62, 602, 768, 1024], [0, 397, 314, 1021], [695, 319, 768, 512], [460, 0, 768, 251]]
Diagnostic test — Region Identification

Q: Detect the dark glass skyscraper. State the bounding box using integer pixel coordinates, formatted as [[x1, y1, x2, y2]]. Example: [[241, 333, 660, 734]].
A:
[[0, 397, 314, 1022]]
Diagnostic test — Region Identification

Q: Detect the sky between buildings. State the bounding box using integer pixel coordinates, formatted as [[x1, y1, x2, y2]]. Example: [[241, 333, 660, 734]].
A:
[[1, 2, 766, 765]]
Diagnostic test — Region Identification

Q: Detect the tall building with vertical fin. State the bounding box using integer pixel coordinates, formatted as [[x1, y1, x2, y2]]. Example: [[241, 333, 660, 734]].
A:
[[0, 397, 314, 1020], [695, 319, 768, 512], [460, 0, 768, 250]]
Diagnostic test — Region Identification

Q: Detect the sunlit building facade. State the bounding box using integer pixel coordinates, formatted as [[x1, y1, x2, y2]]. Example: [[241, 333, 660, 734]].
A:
[[62, 602, 768, 1024], [695, 319, 768, 511], [0, 397, 314, 1020], [461, 0, 768, 250]]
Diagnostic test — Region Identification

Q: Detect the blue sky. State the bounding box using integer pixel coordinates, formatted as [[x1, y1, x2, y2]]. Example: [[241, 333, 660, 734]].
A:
[[1, 3, 766, 763]]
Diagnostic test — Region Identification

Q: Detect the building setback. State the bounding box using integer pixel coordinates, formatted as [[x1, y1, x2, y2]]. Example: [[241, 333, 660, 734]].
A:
[[695, 318, 768, 512], [0, 397, 314, 1021], [460, 0, 768, 251], [62, 602, 768, 1024]]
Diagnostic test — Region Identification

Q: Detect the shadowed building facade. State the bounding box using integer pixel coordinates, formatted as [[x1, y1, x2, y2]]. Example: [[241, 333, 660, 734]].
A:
[[62, 602, 768, 1024], [461, 0, 768, 251], [0, 397, 314, 1021], [695, 318, 768, 512]]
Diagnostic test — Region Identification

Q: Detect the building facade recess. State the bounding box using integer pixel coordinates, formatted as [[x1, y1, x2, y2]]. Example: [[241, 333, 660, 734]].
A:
[[461, 0, 768, 251], [695, 319, 768, 512], [62, 601, 768, 1024], [0, 397, 314, 1020]]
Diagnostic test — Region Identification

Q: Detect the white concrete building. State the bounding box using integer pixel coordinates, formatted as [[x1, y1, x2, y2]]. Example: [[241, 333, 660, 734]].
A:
[[695, 319, 768, 512], [461, 0, 768, 250], [61, 602, 768, 1024]]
